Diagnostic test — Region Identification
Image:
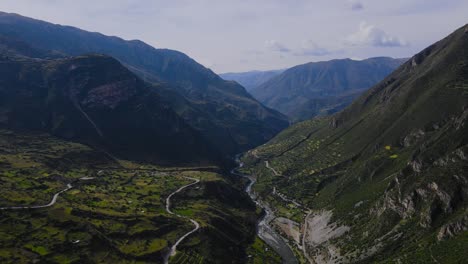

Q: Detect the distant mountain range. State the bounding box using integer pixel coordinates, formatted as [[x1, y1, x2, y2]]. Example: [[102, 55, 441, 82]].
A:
[[0, 8, 467, 264], [243, 24, 468, 262], [251, 57, 406, 121], [0, 12, 289, 160], [220, 69, 284, 91]]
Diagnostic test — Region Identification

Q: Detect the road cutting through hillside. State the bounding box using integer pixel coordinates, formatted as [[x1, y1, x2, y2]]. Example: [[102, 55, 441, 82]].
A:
[[0, 183, 73, 210], [163, 177, 200, 264], [247, 152, 315, 263], [0, 177, 97, 211], [266, 160, 313, 263], [265, 160, 281, 176]]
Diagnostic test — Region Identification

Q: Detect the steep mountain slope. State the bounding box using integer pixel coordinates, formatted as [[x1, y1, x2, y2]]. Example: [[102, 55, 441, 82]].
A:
[[0, 34, 258, 264], [0, 35, 63, 59], [0, 49, 220, 165], [252, 57, 405, 121], [220, 69, 284, 91], [242, 24, 468, 262], [0, 12, 288, 154]]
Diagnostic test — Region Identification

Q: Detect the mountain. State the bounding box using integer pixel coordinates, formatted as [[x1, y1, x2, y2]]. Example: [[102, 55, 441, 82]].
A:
[[220, 69, 284, 91], [251, 57, 405, 121], [0, 11, 288, 155], [0, 41, 220, 165], [0, 29, 258, 264], [0, 35, 63, 59], [241, 24, 468, 262]]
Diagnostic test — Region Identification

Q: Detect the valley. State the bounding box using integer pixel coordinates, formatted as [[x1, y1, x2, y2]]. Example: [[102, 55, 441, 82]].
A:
[[236, 154, 311, 264], [0, 5, 467, 264], [232, 157, 297, 264], [240, 57, 406, 122], [240, 24, 468, 263], [0, 11, 289, 156], [0, 130, 262, 263], [163, 176, 200, 263]]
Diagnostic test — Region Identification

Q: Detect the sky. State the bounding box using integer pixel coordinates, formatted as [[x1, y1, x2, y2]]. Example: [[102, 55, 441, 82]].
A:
[[0, 0, 467, 73]]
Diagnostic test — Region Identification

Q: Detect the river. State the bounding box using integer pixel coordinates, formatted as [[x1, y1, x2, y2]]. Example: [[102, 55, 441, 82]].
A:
[[232, 157, 298, 264]]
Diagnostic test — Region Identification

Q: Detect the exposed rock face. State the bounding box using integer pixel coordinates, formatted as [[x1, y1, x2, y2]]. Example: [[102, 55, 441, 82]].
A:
[[306, 211, 350, 245], [378, 169, 467, 228], [304, 210, 350, 264], [246, 24, 468, 263], [408, 159, 423, 173], [453, 108, 468, 130], [434, 146, 468, 166], [273, 217, 301, 245], [437, 215, 468, 240], [376, 176, 416, 219], [82, 80, 138, 109], [402, 129, 425, 147]]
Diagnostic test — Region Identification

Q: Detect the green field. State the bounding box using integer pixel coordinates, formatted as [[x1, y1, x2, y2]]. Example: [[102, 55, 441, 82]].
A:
[[0, 130, 258, 263]]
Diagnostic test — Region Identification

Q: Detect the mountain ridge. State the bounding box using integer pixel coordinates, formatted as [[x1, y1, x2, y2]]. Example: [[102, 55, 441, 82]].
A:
[[0, 11, 288, 155], [241, 23, 468, 263], [220, 69, 284, 91], [251, 56, 406, 121], [0, 47, 221, 165]]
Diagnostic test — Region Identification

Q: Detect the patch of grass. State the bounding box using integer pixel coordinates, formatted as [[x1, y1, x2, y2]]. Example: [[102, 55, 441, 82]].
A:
[[246, 237, 282, 264], [118, 239, 167, 256], [24, 244, 49, 256]]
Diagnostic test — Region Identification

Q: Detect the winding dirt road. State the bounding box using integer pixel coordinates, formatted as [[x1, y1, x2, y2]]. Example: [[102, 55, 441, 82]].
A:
[[266, 160, 313, 263], [265, 160, 281, 176], [249, 153, 316, 263], [163, 177, 200, 264], [0, 183, 73, 210], [0, 176, 97, 211], [265, 159, 313, 263], [302, 210, 314, 263]]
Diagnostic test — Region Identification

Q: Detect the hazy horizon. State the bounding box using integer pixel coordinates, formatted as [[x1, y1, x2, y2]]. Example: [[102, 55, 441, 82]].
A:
[[0, 0, 467, 73]]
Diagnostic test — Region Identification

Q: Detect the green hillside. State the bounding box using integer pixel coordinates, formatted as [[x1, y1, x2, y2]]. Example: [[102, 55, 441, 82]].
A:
[[251, 57, 405, 121], [242, 24, 468, 263]]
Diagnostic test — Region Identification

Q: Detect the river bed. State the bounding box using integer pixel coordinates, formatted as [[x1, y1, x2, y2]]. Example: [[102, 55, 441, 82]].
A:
[[232, 158, 298, 264]]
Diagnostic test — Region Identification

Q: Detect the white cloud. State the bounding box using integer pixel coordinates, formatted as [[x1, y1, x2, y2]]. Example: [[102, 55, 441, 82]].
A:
[[348, 0, 364, 11], [264, 40, 291, 53], [263, 39, 332, 57], [346, 22, 408, 47], [2, 0, 466, 71], [294, 40, 331, 56]]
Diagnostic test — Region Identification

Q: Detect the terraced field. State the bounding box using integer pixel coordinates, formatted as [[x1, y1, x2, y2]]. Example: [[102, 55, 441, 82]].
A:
[[170, 250, 205, 264], [0, 130, 258, 263]]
